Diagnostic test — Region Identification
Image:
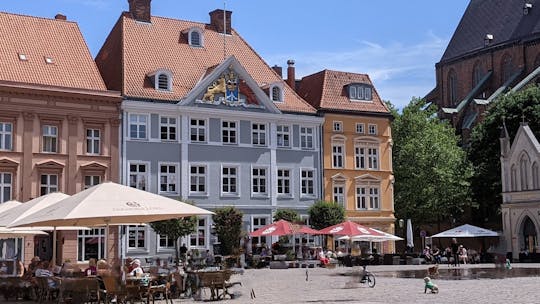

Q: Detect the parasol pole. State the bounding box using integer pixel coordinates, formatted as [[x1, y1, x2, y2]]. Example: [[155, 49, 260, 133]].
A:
[[52, 226, 57, 266], [104, 219, 110, 262]]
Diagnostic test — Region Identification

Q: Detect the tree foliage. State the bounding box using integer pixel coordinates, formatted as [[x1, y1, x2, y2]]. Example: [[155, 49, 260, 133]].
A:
[[212, 206, 243, 256], [392, 98, 474, 226], [150, 199, 198, 265], [273, 209, 300, 223], [468, 85, 540, 226], [308, 201, 345, 230]]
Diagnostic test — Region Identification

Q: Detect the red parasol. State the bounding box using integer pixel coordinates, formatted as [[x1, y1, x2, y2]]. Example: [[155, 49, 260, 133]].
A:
[[249, 219, 320, 237], [318, 220, 384, 237]]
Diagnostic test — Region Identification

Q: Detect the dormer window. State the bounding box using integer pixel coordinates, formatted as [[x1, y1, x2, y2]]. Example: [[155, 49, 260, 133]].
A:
[[188, 27, 204, 47], [348, 84, 373, 101], [268, 83, 284, 102], [18, 53, 27, 61], [148, 69, 173, 91]]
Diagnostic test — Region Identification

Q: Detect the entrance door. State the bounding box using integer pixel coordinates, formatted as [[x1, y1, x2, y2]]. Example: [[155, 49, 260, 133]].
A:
[[34, 235, 52, 262], [523, 217, 537, 252]]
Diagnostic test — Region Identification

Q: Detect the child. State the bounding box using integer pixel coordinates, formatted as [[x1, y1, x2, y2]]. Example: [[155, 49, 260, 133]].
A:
[[424, 277, 439, 293]]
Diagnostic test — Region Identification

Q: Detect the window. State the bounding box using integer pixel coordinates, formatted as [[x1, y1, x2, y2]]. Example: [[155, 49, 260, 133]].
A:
[[189, 29, 203, 47], [0, 172, 12, 203], [300, 169, 315, 197], [368, 124, 377, 135], [333, 184, 345, 208], [158, 74, 169, 90], [333, 121, 343, 132], [42, 125, 58, 153], [502, 54, 513, 83], [84, 176, 101, 189], [251, 123, 267, 146], [356, 185, 380, 210], [40, 174, 58, 195], [271, 85, 282, 102], [300, 127, 314, 149], [129, 114, 147, 140], [355, 140, 379, 170], [190, 165, 207, 195], [252, 217, 269, 246], [332, 144, 344, 168], [222, 166, 238, 196], [252, 167, 267, 196], [277, 169, 291, 196], [190, 218, 206, 247], [349, 84, 372, 101], [276, 125, 290, 148], [190, 119, 206, 142], [128, 225, 146, 250], [448, 70, 458, 105], [356, 123, 364, 134], [533, 162, 539, 189], [77, 228, 105, 262], [158, 234, 176, 249], [520, 154, 530, 190], [473, 63, 483, 87], [222, 120, 237, 144], [160, 164, 178, 194], [86, 128, 101, 155], [129, 163, 147, 190], [511, 165, 517, 191], [0, 122, 12, 151], [160, 117, 177, 141]]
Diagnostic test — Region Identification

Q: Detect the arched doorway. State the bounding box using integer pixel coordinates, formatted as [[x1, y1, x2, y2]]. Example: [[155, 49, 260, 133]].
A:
[[522, 217, 537, 253]]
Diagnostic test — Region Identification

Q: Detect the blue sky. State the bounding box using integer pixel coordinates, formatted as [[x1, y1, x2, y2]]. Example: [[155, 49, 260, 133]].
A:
[[2, 0, 470, 108]]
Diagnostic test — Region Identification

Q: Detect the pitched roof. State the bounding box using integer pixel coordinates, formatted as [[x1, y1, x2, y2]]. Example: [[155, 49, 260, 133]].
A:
[[0, 12, 107, 91], [96, 13, 316, 114], [296, 69, 389, 114], [441, 0, 540, 62]]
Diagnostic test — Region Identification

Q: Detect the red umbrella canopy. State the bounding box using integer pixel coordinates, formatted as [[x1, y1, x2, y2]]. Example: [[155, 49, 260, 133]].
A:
[[319, 220, 384, 237], [249, 219, 320, 237]]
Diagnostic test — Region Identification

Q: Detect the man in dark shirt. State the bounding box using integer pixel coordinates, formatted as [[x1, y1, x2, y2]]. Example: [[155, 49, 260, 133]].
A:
[[451, 238, 460, 267]]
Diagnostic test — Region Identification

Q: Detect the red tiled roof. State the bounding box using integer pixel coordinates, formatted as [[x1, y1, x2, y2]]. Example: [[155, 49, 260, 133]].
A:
[[297, 69, 389, 114], [0, 12, 107, 91], [97, 13, 316, 114]]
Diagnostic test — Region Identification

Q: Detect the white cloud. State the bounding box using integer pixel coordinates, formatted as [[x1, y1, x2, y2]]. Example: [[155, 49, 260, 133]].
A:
[[263, 32, 449, 109]]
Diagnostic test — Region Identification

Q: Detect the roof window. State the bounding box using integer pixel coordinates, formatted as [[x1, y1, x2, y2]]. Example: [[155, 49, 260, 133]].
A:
[[44, 56, 54, 64], [188, 28, 204, 47], [18, 53, 28, 61], [348, 84, 373, 102], [271, 84, 283, 102], [148, 69, 173, 92]]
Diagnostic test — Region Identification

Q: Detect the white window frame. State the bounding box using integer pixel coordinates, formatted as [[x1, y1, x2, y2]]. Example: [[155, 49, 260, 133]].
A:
[[365, 87, 372, 100], [0, 172, 12, 203], [42, 125, 58, 153], [333, 183, 345, 208], [368, 148, 379, 170], [355, 123, 365, 134], [354, 138, 380, 170], [189, 164, 208, 196], [333, 121, 343, 132], [127, 225, 148, 251], [251, 123, 267, 146], [270, 84, 283, 102], [0, 122, 13, 151], [332, 144, 345, 168], [276, 125, 291, 148], [300, 168, 316, 198], [77, 228, 105, 262], [157, 234, 176, 251], [349, 84, 373, 101], [300, 127, 314, 150], [368, 124, 378, 135], [40, 174, 58, 195], [355, 182, 380, 211], [86, 128, 101, 155], [190, 217, 207, 248], [159, 163, 179, 195], [221, 120, 238, 145], [190, 118, 207, 143], [251, 216, 271, 246], [160, 116, 177, 141], [221, 164, 239, 197], [277, 168, 292, 197], [129, 114, 148, 140], [129, 162, 149, 191], [188, 28, 204, 47], [84, 175, 101, 190], [251, 166, 268, 197], [355, 145, 366, 169]]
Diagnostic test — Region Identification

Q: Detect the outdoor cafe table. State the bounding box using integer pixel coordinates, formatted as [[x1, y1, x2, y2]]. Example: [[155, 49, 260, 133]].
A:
[[186, 268, 236, 301]]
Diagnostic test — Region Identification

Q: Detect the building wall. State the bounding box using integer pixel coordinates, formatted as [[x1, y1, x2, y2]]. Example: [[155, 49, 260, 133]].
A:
[[321, 112, 395, 252]]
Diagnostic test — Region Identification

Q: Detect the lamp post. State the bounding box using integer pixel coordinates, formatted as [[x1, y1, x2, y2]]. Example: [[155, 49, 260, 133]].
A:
[[398, 219, 404, 253]]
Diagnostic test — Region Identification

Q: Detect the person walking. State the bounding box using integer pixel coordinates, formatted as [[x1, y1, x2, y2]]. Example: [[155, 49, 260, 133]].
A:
[[451, 238, 460, 267]]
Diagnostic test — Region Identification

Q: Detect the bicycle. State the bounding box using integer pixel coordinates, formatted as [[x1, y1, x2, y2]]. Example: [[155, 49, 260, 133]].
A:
[[359, 264, 376, 288]]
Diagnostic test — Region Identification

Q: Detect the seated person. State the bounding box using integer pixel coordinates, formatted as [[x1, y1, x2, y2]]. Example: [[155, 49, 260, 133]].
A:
[[35, 261, 59, 288], [458, 245, 468, 264], [431, 246, 442, 264], [84, 258, 97, 276], [422, 246, 433, 263], [26, 256, 41, 278], [129, 259, 144, 277], [318, 248, 329, 266]]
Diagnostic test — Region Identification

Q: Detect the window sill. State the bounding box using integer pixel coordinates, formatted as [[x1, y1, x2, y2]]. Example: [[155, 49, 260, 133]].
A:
[[188, 193, 208, 198], [251, 194, 269, 199], [220, 194, 240, 198], [277, 195, 294, 200]]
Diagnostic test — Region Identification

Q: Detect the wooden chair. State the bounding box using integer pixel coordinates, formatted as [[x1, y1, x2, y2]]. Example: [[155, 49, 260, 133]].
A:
[[35, 276, 59, 303], [60, 277, 100, 304], [170, 272, 186, 299], [101, 275, 128, 304], [146, 275, 173, 304]]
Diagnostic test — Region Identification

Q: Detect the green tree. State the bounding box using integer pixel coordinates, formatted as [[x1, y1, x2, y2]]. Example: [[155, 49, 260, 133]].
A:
[[308, 201, 345, 230], [469, 85, 540, 227], [150, 199, 198, 265], [212, 206, 243, 256], [392, 98, 474, 227], [273, 209, 300, 223]]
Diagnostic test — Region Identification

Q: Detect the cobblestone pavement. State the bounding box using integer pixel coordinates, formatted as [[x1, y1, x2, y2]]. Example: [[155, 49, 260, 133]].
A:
[[4, 263, 540, 304]]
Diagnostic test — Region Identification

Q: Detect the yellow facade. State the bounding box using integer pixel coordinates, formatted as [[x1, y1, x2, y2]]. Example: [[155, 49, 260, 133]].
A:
[[322, 113, 396, 252]]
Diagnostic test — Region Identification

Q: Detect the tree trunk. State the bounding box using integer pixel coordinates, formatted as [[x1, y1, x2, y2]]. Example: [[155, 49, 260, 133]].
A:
[[174, 239, 180, 266]]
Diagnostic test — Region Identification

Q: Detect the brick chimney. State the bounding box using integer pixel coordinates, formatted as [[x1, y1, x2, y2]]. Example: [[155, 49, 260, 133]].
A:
[[272, 65, 283, 78], [209, 9, 232, 35], [54, 14, 67, 20], [128, 0, 152, 23], [286, 60, 296, 89]]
